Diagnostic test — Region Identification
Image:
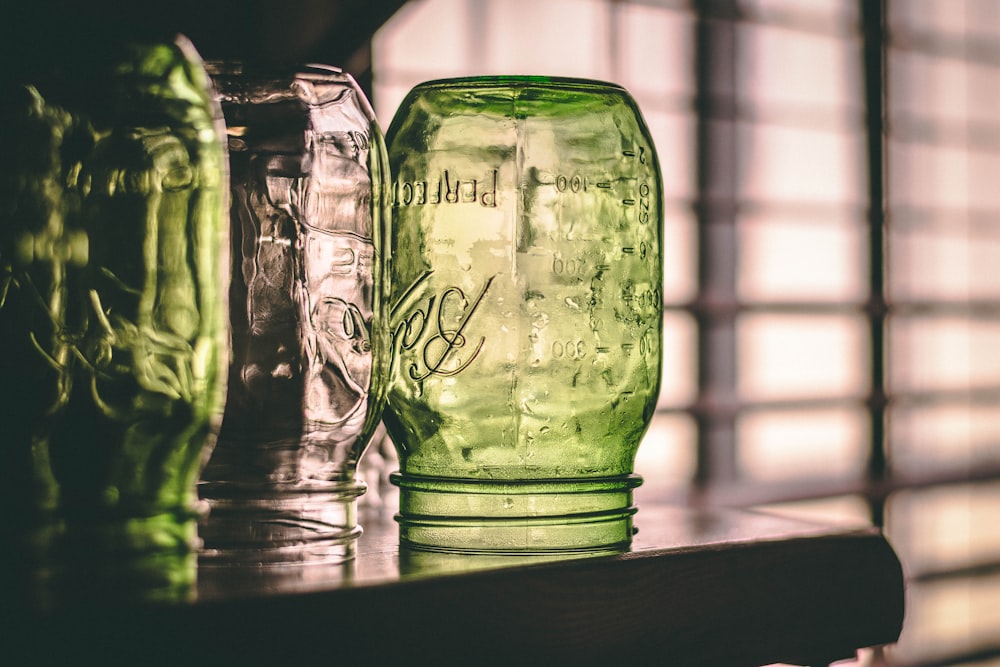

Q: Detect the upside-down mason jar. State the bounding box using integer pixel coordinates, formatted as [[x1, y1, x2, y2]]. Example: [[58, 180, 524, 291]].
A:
[[197, 64, 390, 564], [0, 33, 229, 606], [384, 76, 663, 553]]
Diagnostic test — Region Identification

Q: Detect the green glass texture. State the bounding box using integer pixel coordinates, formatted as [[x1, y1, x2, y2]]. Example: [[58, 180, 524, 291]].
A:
[[384, 76, 663, 553], [0, 36, 229, 605]]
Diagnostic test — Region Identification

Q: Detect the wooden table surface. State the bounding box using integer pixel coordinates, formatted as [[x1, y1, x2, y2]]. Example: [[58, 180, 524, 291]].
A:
[[5, 503, 904, 667]]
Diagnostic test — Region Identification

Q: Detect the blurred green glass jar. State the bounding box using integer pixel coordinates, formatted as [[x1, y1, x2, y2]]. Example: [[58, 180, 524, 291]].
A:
[[0, 32, 229, 605], [384, 76, 663, 553]]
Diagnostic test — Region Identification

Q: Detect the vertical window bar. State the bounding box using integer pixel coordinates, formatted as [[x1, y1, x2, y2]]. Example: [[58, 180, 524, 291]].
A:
[[464, 0, 490, 71], [861, 0, 889, 528], [608, 0, 623, 83], [694, 0, 741, 488]]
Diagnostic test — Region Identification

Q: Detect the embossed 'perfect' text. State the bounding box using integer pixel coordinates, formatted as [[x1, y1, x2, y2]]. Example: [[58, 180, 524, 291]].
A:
[[393, 169, 498, 208]]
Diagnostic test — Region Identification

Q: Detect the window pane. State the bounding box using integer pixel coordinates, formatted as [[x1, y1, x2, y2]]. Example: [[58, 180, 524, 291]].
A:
[[888, 484, 1000, 573], [634, 413, 697, 499], [739, 24, 860, 114], [890, 223, 1000, 301], [889, 575, 1000, 664], [481, 0, 612, 76], [738, 314, 869, 400], [966, 59, 1000, 127], [890, 402, 1000, 476], [968, 150, 1000, 211], [891, 575, 1000, 665], [662, 211, 698, 305], [888, 141, 971, 212], [890, 0, 979, 38], [738, 215, 866, 302], [738, 408, 869, 482], [617, 4, 692, 99], [372, 0, 473, 75], [658, 311, 697, 408], [740, 123, 864, 204], [744, 0, 859, 26], [889, 316, 1000, 393], [889, 50, 970, 125], [645, 111, 696, 203]]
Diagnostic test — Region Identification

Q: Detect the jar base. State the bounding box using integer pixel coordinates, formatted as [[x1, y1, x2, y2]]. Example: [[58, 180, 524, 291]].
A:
[[390, 472, 641, 554], [8, 510, 201, 610], [198, 484, 365, 565]]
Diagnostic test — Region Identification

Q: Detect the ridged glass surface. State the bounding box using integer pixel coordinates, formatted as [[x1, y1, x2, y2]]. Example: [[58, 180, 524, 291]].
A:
[[0, 36, 229, 605], [198, 65, 390, 563], [385, 76, 663, 553]]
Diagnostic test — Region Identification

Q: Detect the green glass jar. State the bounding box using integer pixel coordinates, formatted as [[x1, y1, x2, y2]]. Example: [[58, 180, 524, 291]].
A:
[[0, 33, 229, 605], [384, 76, 663, 553]]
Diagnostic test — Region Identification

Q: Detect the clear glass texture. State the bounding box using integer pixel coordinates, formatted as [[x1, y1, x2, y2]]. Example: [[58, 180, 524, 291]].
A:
[[384, 76, 663, 553], [198, 64, 390, 564], [0, 36, 229, 606]]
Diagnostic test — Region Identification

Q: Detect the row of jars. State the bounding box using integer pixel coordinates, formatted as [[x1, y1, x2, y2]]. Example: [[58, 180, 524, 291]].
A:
[[0, 32, 662, 602]]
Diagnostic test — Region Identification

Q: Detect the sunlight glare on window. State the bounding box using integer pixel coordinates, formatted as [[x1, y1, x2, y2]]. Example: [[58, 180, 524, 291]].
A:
[[889, 484, 1000, 574], [891, 403, 1000, 476], [738, 216, 865, 302], [741, 125, 864, 205], [479, 0, 611, 77], [658, 311, 698, 408], [634, 414, 697, 500], [738, 314, 869, 401], [890, 225, 1000, 301], [740, 24, 859, 113], [890, 317, 1000, 393], [737, 408, 868, 482]]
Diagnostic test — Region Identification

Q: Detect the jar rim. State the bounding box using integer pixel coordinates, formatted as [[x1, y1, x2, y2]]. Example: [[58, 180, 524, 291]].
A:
[[204, 61, 345, 80], [410, 75, 628, 94]]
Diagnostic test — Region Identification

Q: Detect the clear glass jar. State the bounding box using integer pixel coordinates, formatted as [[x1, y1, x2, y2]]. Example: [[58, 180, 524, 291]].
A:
[[197, 64, 390, 564], [384, 76, 663, 553]]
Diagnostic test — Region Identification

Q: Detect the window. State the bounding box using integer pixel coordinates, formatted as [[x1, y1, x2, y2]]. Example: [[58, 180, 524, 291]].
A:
[[369, 2, 1000, 664]]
